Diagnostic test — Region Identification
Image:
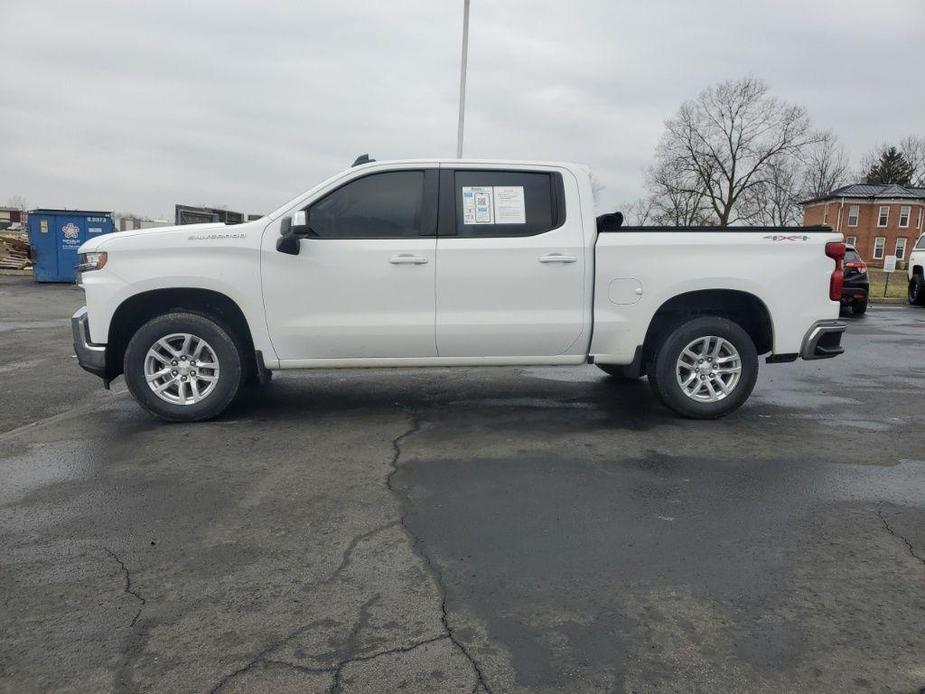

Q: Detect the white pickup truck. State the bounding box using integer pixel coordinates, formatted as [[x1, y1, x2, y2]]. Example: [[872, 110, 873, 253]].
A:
[[74, 157, 847, 422]]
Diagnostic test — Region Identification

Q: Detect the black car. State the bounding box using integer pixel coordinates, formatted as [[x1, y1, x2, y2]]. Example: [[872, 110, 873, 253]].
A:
[[842, 245, 869, 314]]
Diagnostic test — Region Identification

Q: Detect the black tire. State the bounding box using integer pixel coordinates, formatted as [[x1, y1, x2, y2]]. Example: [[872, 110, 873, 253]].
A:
[[123, 312, 243, 422], [852, 298, 868, 315], [909, 276, 925, 306], [647, 316, 758, 419], [596, 364, 641, 381]]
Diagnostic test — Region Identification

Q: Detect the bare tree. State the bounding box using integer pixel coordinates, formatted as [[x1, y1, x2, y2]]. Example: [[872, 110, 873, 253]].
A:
[[621, 196, 653, 226], [6, 195, 27, 211], [644, 160, 714, 226], [741, 155, 803, 226], [589, 172, 606, 208], [899, 135, 925, 187], [654, 77, 819, 226], [800, 130, 850, 199]]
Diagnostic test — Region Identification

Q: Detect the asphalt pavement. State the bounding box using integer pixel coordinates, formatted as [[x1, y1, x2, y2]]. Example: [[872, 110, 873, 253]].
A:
[[1, 274, 923, 693]]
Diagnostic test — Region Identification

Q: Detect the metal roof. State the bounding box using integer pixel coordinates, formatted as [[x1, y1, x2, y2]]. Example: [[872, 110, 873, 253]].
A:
[[802, 184, 925, 204]]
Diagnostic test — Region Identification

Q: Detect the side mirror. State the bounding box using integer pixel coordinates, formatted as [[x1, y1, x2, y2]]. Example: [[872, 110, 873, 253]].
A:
[[276, 232, 301, 255], [277, 210, 310, 255], [291, 210, 308, 233], [279, 210, 309, 237]]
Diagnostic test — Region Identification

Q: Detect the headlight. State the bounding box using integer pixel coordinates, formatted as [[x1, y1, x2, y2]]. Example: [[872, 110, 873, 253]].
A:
[[78, 251, 108, 272]]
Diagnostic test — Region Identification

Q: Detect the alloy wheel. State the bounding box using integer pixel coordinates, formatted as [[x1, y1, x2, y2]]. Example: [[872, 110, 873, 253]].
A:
[[144, 333, 220, 405], [675, 335, 742, 402]]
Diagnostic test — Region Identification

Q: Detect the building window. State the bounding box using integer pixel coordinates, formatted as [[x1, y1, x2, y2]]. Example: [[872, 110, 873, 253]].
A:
[[822, 205, 829, 224], [878, 206, 889, 227], [845, 235, 857, 246], [847, 205, 859, 227], [899, 206, 910, 227], [919, 208, 924, 230], [895, 237, 908, 259], [873, 236, 886, 259]]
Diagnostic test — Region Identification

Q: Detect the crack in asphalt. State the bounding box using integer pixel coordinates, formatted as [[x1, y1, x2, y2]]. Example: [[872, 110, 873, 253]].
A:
[[105, 548, 146, 627], [209, 407, 494, 693], [317, 521, 400, 589], [207, 523, 401, 692], [328, 627, 449, 693], [878, 507, 925, 567], [210, 631, 451, 693], [385, 409, 495, 694]]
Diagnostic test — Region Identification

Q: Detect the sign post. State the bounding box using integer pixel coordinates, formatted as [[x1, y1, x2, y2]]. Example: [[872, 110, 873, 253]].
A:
[[883, 255, 897, 296]]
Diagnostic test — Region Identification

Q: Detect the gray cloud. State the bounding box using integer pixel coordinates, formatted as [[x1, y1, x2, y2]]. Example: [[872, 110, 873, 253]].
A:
[[1, 0, 923, 218]]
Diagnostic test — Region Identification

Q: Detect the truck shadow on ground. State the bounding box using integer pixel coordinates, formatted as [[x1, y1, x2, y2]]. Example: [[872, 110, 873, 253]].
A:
[[219, 370, 683, 433]]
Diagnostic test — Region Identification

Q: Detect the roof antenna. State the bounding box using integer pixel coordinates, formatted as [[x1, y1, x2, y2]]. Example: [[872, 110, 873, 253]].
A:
[[352, 153, 375, 167]]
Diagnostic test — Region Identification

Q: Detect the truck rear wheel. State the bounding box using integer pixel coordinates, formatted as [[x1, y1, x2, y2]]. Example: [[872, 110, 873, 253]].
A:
[[909, 276, 925, 306], [123, 312, 243, 422], [648, 316, 758, 419]]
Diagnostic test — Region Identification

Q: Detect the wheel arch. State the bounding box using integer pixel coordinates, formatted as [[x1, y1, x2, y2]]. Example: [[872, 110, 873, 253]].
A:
[[642, 289, 774, 366], [106, 288, 256, 381]]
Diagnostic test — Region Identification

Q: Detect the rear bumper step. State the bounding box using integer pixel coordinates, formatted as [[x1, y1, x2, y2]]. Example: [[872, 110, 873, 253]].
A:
[[800, 320, 847, 360]]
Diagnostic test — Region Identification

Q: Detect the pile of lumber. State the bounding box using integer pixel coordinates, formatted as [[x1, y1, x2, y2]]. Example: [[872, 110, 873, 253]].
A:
[[0, 231, 30, 270]]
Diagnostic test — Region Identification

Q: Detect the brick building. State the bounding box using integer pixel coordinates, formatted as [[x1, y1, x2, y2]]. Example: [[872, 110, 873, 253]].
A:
[[802, 184, 925, 267]]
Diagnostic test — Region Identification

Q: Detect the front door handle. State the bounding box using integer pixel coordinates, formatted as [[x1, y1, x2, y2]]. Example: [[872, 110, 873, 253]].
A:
[[539, 253, 577, 263], [389, 254, 429, 265]]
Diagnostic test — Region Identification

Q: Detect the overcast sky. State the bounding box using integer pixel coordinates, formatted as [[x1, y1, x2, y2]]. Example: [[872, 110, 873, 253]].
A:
[[2, 0, 923, 219]]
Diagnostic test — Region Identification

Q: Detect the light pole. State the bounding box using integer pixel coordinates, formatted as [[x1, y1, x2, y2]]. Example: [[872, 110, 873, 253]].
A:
[[456, 0, 470, 159]]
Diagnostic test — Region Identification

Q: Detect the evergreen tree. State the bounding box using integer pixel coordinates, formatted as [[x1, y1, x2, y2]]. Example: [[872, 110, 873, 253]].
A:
[[863, 146, 914, 185]]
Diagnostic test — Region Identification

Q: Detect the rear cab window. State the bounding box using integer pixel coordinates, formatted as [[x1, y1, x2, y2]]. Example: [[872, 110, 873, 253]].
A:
[[439, 169, 565, 237]]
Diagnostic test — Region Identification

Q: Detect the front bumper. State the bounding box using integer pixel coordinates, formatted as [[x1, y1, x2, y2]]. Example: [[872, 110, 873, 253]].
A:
[[800, 319, 847, 360], [72, 307, 107, 380]]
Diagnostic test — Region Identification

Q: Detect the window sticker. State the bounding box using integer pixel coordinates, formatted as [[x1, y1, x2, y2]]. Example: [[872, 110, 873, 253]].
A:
[[462, 185, 526, 225], [462, 186, 494, 224], [493, 186, 526, 224]]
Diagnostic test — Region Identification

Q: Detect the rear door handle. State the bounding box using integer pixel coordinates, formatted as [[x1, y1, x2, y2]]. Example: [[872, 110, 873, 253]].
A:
[[539, 253, 577, 263], [389, 254, 429, 265]]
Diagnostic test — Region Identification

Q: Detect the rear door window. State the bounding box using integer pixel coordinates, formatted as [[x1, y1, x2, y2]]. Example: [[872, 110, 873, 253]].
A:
[[442, 170, 565, 237]]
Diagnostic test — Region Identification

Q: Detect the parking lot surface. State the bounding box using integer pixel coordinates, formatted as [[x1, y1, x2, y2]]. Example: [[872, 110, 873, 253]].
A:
[[1, 274, 924, 694]]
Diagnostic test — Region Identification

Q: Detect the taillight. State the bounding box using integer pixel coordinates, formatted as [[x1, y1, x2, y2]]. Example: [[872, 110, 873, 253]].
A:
[[826, 242, 845, 301], [845, 261, 867, 272]]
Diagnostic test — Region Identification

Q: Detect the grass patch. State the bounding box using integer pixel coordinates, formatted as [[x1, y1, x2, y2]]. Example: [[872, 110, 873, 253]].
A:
[[867, 269, 907, 299]]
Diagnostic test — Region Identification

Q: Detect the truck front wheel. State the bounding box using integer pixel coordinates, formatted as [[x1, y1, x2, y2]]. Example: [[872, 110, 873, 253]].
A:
[[648, 316, 758, 419], [123, 312, 243, 422]]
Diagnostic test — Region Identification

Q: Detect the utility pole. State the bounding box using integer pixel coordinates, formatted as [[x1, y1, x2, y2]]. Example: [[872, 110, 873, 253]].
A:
[[456, 0, 470, 159]]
